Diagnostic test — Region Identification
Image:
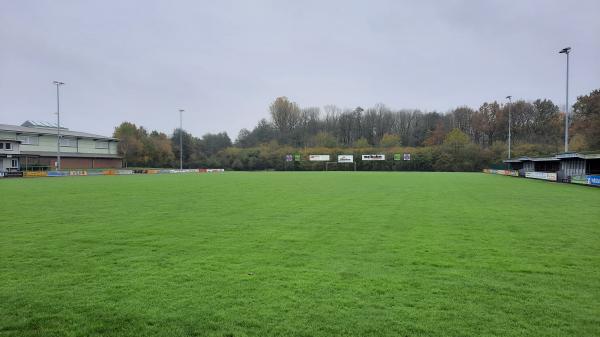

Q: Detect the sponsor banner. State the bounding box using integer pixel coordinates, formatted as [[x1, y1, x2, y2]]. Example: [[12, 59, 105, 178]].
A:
[[47, 171, 69, 177], [146, 169, 160, 174], [338, 155, 354, 163], [285, 154, 293, 162], [199, 168, 225, 173], [87, 170, 104, 176], [525, 171, 557, 181], [507, 170, 519, 177], [2, 171, 23, 178], [294, 154, 302, 162], [309, 155, 330, 161], [362, 154, 385, 161], [117, 170, 134, 175], [24, 171, 48, 177], [69, 170, 88, 176], [393, 153, 411, 161], [158, 169, 199, 174], [0, 172, 3, 178], [587, 175, 600, 186], [483, 169, 519, 177], [570, 175, 588, 185]]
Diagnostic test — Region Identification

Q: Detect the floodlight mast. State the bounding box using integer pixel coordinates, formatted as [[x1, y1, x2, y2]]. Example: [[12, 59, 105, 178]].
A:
[[53, 81, 65, 170], [559, 47, 571, 152], [506, 95, 512, 159], [179, 109, 184, 170]]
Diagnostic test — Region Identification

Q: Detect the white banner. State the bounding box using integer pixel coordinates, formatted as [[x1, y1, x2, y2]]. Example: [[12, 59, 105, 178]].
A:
[[362, 154, 385, 161], [309, 155, 330, 161], [337, 155, 354, 163], [525, 171, 557, 181]]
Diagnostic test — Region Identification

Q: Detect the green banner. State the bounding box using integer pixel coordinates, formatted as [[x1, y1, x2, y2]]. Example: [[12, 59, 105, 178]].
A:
[[571, 175, 588, 185]]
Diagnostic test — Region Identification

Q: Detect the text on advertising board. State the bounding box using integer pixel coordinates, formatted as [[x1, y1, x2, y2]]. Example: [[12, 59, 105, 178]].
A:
[[362, 154, 385, 161]]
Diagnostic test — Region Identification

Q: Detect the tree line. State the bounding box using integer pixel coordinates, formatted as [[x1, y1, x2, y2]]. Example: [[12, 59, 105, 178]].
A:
[[114, 88, 600, 171]]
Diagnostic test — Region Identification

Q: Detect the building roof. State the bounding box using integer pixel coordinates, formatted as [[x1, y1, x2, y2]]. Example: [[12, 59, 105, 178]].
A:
[[0, 123, 118, 141], [555, 152, 600, 160], [21, 120, 68, 130], [503, 152, 600, 163], [504, 156, 531, 163], [531, 157, 560, 162], [19, 151, 121, 159]]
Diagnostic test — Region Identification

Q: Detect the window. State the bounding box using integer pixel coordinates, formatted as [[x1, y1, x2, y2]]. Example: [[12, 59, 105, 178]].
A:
[[5, 143, 11, 150], [17, 135, 39, 145], [59, 137, 77, 147], [11, 159, 18, 168], [0, 143, 3, 149], [95, 141, 109, 149]]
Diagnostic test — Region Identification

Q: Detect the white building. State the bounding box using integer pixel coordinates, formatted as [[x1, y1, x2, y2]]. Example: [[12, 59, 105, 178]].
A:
[[0, 121, 121, 171]]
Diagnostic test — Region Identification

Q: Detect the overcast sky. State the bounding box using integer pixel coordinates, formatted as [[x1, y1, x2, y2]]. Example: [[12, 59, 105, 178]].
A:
[[1, 0, 599, 139]]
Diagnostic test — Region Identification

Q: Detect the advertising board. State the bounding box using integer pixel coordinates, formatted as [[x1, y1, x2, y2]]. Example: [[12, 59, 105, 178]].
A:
[[587, 175, 600, 186], [337, 155, 353, 163], [47, 171, 69, 177], [2, 171, 23, 178], [525, 171, 557, 181], [24, 171, 48, 177], [117, 170, 134, 175], [362, 154, 385, 161], [570, 175, 588, 185], [309, 155, 330, 161]]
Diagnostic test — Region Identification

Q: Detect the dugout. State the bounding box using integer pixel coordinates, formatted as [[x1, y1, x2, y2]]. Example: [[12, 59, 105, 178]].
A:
[[531, 157, 560, 173], [504, 157, 533, 176], [504, 152, 600, 181], [556, 153, 600, 177], [505, 156, 561, 173]]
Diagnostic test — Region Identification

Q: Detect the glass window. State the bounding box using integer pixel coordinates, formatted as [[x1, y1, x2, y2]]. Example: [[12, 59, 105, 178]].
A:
[[59, 137, 77, 147], [11, 159, 18, 167], [5, 143, 11, 150], [95, 141, 109, 149], [0, 143, 3, 149], [17, 135, 39, 145]]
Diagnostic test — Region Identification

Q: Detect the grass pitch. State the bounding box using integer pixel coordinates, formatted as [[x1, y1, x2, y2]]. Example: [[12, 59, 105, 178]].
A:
[[1, 172, 599, 337]]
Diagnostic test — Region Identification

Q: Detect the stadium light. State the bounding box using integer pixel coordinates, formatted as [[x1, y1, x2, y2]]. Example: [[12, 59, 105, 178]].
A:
[[179, 109, 184, 170], [559, 47, 571, 152], [506, 95, 512, 159], [53, 81, 65, 170]]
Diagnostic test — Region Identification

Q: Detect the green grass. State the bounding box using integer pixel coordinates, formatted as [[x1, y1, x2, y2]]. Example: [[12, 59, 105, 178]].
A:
[[1, 172, 599, 337]]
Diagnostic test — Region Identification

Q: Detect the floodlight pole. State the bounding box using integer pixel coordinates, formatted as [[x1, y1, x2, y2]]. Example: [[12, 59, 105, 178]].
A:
[[559, 47, 571, 152], [179, 109, 184, 170], [506, 95, 512, 159], [53, 81, 65, 170]]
